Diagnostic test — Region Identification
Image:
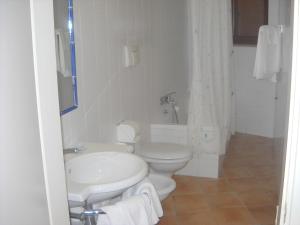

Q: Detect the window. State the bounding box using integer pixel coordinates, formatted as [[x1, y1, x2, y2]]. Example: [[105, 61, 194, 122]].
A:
[[232, 0, 268, 45]]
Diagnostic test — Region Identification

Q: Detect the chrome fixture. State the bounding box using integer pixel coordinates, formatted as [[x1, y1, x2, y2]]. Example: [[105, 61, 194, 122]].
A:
[[160, 92, 179, 124], [160, 92, 176, 105], [70, 206, 106, 225], [63, 146, 85, 154], [171, 102, 179, 124]]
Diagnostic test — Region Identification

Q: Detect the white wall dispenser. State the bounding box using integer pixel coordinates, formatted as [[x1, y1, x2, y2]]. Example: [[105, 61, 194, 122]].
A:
[[123, 44, 140, 67]]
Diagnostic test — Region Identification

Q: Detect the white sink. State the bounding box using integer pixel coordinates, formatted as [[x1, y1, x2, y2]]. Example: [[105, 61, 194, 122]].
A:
[[65, 151, 148, 207]]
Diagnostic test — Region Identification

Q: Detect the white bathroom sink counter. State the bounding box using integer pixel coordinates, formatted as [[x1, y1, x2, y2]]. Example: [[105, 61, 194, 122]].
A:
[[64, 144, 147, 207]]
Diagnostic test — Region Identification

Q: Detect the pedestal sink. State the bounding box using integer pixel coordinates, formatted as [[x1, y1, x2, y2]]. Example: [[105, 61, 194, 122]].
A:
[[65, 151, 148, 207]]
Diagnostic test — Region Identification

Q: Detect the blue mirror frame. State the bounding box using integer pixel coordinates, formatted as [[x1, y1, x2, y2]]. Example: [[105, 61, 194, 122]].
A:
[[61, 0, 78, 115]]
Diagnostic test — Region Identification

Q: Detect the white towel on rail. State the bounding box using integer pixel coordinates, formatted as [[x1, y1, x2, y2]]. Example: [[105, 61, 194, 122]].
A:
[[122, 178, 163, 219], [253, 25, 281, 82], [98, 194, 159, 225]]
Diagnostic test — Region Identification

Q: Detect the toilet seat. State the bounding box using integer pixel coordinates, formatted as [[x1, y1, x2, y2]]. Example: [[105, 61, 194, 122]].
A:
[[142, 155, 191, 164], [138, 143, 192, 160]]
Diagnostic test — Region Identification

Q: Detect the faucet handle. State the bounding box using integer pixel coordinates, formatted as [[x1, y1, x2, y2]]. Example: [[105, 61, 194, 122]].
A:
[[63, 145, 86, 154], [160, 92, 176, 105], [76, 145, 86, 152]]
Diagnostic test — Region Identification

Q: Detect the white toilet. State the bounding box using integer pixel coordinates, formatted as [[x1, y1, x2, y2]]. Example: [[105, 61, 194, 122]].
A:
[[117, 121, 192, 201], [136, 143, 192, 177]]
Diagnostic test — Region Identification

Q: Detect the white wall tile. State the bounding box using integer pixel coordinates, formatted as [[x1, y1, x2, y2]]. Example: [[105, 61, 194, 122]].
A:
[[61, 0, 189, 146]]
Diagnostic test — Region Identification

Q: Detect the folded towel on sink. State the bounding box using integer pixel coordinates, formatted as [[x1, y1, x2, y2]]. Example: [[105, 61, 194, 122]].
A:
[[98, 193, 160, 225]]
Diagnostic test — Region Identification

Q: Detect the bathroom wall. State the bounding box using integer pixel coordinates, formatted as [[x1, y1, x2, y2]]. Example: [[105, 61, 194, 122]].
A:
[[233, 47, 277, 137], [0, 1, 51, 224], [150, 0, 189, 124], [233, 0, 280, 138], [273, 0, 292, 152], [61, 0, 189, 146]]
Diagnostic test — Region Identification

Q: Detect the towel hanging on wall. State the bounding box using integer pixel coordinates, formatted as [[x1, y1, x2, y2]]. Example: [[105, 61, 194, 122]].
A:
[[55, 29, 72, 77], [253, 25, 282, 82]]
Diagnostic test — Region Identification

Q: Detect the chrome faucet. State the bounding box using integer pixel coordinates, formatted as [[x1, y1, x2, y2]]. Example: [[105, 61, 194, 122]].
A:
[[160, 91, 179, 124], [63, 146, 85, 154], [160, 92, 176, 105]]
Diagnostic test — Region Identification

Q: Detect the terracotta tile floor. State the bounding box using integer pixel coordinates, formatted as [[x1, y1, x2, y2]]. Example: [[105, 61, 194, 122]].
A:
[[158, 133, 282, 225]]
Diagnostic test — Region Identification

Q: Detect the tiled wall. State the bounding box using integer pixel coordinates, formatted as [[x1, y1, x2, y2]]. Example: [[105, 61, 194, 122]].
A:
[[61, 0, 189, 147], [150, 0, 189, 124]]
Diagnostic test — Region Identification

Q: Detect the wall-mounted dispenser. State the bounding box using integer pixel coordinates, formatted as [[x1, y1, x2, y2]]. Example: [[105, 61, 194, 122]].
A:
[[123, 44, 140, 67]]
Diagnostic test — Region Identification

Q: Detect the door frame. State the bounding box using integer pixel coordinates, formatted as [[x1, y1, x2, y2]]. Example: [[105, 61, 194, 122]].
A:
[[279, 0, 300, 224], [29, 0, 300, 224], [30, 0, 70, 224]]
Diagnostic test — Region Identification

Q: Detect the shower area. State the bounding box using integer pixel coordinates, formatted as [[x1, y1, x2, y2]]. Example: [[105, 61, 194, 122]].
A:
[[151, 0, 233, 178]]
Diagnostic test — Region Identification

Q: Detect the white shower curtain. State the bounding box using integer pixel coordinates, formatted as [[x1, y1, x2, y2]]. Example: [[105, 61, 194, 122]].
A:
[[187, 0, 234, 155]]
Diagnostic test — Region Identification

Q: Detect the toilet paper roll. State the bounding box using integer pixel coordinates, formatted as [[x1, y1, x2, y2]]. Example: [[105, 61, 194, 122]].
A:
[[117, 120, 141, 143]]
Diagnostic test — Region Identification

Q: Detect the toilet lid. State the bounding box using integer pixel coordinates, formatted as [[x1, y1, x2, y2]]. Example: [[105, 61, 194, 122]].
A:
[[138, 143, 192, 160]]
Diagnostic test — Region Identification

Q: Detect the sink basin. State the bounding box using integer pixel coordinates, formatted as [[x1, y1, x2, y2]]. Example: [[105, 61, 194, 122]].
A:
[[65, 151, 148, 207]]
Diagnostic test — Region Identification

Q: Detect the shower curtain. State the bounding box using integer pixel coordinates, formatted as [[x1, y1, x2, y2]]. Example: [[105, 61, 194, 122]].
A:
[[187, 0, 234, 155]]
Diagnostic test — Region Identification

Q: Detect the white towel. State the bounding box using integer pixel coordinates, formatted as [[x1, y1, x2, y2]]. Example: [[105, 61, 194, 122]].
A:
[[253, 25, 282, 82], [97, 194, 158, 225], [55, 29, 72, 77], [122, 178, 163, 219]]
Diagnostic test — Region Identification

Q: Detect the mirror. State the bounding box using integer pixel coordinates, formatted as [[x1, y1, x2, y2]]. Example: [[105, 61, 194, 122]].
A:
[[53, 0, 78, 115]]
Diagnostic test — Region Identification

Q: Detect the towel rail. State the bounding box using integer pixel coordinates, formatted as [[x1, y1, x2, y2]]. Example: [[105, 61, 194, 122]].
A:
[[70, 209, 106, 225]]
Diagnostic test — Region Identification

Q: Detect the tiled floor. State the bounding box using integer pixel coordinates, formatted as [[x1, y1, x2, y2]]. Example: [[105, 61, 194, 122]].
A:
[[158, 133, 283, 225]]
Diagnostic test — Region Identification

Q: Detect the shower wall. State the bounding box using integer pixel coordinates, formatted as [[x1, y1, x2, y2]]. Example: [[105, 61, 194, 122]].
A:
[[61, 0, 189, 146], [150, 0, 189, 125]]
